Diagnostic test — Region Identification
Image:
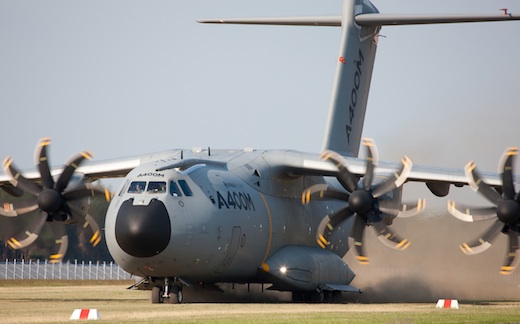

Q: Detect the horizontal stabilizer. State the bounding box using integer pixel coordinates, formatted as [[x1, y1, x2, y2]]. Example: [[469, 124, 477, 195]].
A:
[[356, 13, 520, 26], [199, 13, 520, 27], [198, 16, 341, 26]]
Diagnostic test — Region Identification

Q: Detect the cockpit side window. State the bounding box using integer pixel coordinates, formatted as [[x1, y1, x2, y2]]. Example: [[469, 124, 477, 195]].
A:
[[147, 181, 167, 193], [118, 180, 129, 197], [169, 181, 182, 197], [178, 179, 193, 196], [128, 181, 146, 193]]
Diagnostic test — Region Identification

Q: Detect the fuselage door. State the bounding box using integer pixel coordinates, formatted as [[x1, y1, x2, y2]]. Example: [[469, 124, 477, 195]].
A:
[[215, 226, 241, 273]]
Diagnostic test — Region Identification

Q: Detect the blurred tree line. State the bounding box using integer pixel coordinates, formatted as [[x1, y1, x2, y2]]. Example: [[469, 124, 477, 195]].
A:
[[0, 182, 114, 262]]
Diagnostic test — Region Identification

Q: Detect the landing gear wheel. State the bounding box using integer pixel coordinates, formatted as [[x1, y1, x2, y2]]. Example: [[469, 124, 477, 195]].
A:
[[169, 285, 183, 304], [151, 286, 164, 304]]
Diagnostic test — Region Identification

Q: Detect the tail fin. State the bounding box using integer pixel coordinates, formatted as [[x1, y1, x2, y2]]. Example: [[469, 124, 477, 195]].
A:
[[199, 0, 520, 157], [322, 0, 379, 157]]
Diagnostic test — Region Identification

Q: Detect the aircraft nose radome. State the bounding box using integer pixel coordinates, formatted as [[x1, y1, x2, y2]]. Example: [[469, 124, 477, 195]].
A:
[[115, 199, 171, 258]]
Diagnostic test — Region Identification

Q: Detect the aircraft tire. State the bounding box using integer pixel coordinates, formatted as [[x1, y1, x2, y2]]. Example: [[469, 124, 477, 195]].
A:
[[151, 286, 164, 304], [169, 286, 183, 304]]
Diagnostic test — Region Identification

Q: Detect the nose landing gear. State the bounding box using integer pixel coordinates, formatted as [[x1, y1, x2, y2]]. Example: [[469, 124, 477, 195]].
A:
[[151, 277, 183, 304]]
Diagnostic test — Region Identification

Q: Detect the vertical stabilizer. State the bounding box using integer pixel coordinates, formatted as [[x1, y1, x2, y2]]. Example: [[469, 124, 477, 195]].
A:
[[322, 0, 380, 157]]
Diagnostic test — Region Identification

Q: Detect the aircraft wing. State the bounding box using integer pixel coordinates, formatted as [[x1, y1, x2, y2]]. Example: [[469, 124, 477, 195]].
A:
[[199, 13, 520, 27], [0, 148, 509, 196], [286, 154, 505, 192], [0, 149, 182, 192], [0, 156, 138, 193]]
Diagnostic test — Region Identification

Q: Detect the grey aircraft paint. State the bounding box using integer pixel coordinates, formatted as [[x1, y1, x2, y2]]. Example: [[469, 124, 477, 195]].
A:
[[1, 0, 520, 303]]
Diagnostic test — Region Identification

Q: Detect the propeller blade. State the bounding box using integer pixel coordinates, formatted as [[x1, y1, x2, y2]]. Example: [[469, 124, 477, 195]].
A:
[[499, 231, 519, 275], [377, 197, 399, 218], [321, 150, 358, 193], [47, 222, 69, 264], [378, 198, 427, 218], [69, 205, 102, 247], [499, 147, 518, 201], [316, 206, 354, 248], [0, 184, 25, 197], [396, 198, 427, 218], [302, 184, 349, 205], [351, 215, 369, 265], [371, 156, 412, 198], [35, 137, 55, 190], [316, 215, 332, 249], [55, 151, 94, 193], [372, 222, 411, 251], [315, 206, 354, 249], [0, 198, 39, 217], [62, 183, 112, 202], [361, 138, 378, 190], [5, 212, 46, 250], [2, 139, 107, 262], [465, 161, 502, 206], [2, 157, 42, 197], [306, 139, 417, 264], [447, 200, 497, 222], [459, 220, 503, 255]]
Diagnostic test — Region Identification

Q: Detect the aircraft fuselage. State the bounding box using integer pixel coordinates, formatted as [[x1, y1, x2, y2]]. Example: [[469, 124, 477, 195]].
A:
[[105, 149, 353, 289]]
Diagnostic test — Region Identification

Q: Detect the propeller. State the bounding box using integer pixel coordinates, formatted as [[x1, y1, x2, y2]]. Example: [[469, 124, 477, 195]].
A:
[[447, 147, 520, 275], [302, 138, 426, 264], [1, 138, 111, 263]]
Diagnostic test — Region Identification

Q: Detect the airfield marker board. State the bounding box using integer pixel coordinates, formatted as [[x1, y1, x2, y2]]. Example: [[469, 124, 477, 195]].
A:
[[436, 299, 459, 309], [70, 309, 101, 320]]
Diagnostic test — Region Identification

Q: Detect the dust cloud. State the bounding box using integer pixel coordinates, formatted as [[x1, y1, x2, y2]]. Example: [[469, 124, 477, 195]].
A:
[[346, 208, 520, 303]]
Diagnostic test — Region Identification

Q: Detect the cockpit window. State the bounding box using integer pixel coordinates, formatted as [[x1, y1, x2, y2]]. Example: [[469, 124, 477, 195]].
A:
[[147, 181, 167, 193], [178, 179, 193, 196], [169, 181, 182, 197], [128, 181, 146, 193]]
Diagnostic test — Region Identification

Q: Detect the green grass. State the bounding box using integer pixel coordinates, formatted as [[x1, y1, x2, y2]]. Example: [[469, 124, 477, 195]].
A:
[[0, 281, 518, 323]]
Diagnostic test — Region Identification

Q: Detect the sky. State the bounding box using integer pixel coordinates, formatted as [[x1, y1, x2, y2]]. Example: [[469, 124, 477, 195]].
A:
[[1, 0, 519, 187]]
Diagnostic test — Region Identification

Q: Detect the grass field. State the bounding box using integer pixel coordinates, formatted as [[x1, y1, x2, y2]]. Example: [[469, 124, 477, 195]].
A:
[[0, 280, 519, 323]]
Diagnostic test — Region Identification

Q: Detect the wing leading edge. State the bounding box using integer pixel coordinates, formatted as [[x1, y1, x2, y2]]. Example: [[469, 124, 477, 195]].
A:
[[199, 13, 520, 27]]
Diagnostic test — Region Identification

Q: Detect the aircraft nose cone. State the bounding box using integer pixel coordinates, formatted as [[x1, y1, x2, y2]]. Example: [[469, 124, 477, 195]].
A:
[[115, 199, 171, 258]]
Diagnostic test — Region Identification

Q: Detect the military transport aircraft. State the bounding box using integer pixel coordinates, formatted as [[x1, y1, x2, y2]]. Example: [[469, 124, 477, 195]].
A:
[[1, 0, 519, 303]]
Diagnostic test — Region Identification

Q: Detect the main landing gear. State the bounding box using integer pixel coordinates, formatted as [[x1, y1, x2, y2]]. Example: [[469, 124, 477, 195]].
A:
[[151, 277, 183, 304]]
